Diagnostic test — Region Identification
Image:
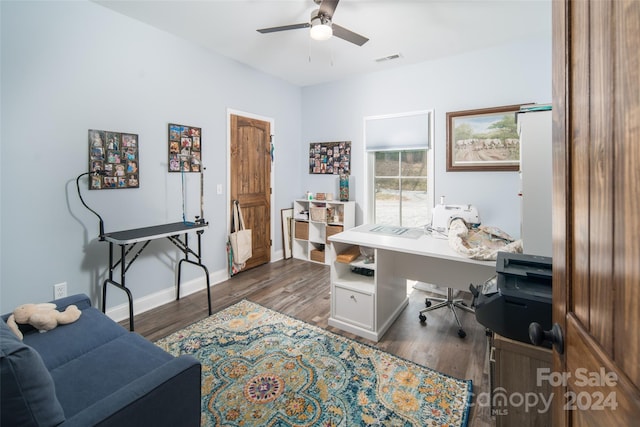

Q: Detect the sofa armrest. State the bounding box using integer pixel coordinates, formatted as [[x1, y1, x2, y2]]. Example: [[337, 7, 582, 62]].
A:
[[50, 294, 93, 311], [60, 355, 201, 427], [1, 294, 92, 323], [1, 294, 95, 339]]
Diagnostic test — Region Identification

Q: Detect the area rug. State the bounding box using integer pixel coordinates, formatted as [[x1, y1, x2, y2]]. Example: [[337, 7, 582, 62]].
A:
[[155, 300, 472, 426]]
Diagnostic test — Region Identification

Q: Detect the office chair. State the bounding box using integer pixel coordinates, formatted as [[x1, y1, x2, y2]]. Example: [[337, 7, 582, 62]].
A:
[[418, 287, 474, 338]]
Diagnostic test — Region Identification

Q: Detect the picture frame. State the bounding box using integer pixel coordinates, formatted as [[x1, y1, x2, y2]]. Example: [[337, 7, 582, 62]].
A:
[[168, 123, 202, 173], [309, 141, 351, 175], [88, 129, 139, 190], [446, 104, 525, 172], [281, 208, 293, 259]]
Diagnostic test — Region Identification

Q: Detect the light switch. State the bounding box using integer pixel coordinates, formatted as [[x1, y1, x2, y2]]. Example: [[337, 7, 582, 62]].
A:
[[217, 184, 222, 195]]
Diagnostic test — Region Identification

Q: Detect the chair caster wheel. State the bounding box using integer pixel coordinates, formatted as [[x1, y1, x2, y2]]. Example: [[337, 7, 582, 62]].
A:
[[425, 300, 432, 307], [458, 329, 466, 338], [419, 314, 427, 323]]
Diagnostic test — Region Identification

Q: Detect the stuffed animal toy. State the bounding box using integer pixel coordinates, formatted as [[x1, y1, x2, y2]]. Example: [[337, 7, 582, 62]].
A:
[[6, 303, 81, 340]]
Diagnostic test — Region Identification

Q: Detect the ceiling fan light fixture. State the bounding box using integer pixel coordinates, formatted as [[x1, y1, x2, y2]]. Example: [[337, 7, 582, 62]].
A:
[[309, 11, 332, 41], [310, 23, 332, 40]]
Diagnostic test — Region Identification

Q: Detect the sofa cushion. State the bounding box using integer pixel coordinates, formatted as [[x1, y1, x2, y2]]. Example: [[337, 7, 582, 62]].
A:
[[0, 321, 66, 427], [23, 306, 127, 370], [49, 332, 174, 418]]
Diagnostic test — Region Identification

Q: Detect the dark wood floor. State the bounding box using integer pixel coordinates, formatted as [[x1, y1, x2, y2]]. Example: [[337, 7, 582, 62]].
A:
[[123, 258, 494, 427]]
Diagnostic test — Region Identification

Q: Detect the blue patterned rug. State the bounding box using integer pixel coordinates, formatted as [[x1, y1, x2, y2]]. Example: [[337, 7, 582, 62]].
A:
[[155, 300, 472, 426]]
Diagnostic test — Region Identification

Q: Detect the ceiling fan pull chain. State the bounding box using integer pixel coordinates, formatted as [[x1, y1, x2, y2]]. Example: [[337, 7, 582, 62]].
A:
[[330, 44, 334, 67]]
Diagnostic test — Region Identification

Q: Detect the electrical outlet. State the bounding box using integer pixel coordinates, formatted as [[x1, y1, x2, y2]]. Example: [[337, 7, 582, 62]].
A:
[[54, 282, 67, 299]]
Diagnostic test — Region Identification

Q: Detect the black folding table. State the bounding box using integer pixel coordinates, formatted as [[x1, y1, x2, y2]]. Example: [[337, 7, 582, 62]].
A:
[[102, 221, 211, 331]]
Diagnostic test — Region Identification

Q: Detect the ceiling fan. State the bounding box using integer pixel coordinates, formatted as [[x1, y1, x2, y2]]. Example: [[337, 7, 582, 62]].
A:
[[257, 0, 369, 46]]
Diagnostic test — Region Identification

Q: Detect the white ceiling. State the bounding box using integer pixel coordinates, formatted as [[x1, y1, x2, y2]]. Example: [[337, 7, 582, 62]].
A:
[[94, 0, 551, 87]]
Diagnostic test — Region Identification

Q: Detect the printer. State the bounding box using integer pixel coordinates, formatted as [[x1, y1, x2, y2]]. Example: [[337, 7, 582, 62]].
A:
[[471, 252, 552, 346]]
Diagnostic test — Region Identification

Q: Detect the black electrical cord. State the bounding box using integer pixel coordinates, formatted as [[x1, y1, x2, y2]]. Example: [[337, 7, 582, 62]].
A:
[[76, 171, 106, 240]]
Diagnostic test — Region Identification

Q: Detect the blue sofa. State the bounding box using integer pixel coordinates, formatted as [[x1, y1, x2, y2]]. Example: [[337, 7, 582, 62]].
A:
[[1, 294, 201, 426]]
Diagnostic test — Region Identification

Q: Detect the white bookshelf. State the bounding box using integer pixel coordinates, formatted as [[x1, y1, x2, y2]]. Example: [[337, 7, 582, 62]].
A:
[[291, 199, 355, 265]]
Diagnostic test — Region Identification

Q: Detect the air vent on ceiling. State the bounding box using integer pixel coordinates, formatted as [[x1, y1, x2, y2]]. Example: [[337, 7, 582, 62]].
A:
[[375, 53, 403, 63]]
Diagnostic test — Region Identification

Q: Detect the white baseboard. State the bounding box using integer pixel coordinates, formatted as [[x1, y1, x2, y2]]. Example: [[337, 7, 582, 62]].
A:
[[105, 252, 286, 323], [105, 267, 228, 323]]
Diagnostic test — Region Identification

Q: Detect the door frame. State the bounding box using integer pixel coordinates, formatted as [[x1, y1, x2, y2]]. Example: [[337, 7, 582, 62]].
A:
[[226, 108, 275, 262]]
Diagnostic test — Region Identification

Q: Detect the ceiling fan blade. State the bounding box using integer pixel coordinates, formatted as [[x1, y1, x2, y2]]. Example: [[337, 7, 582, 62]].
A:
[[318, 0, 339, 18], [332, 24, 369, 46], [257, 23, 310, 34]]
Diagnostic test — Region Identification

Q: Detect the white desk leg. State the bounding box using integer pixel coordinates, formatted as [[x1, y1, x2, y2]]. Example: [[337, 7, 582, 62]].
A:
[[375, 249, 410, 339]]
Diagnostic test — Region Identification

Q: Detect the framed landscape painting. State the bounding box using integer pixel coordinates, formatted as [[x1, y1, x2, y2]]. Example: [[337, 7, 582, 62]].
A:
[[446, 104, 526, 172]]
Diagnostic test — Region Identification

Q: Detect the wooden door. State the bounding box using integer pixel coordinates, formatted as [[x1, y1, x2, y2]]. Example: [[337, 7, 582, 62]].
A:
[[552, 0, 640, 425], [230, 114, 271, 270]]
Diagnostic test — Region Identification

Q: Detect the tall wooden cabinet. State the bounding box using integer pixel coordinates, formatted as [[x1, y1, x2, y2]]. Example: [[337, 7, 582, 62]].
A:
[[292, 199, 355, 265]]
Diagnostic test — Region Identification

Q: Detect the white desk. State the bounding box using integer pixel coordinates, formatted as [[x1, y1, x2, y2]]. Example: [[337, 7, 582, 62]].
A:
[[328, 224, 496, 341]]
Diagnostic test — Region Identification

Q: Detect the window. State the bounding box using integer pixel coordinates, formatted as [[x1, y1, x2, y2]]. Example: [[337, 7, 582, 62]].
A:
[[372, 150, 430, 227], [365, 111, 434, 228]]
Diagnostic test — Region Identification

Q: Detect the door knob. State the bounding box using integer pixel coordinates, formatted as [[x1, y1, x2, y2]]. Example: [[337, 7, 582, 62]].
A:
[[529, 322, 564, 354]]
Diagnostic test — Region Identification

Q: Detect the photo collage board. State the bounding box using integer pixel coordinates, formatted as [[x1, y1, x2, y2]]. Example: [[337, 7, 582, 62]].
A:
[[309, 141, 351, 175], [168, 123, 202, 172], [89, 129, 139, 190]]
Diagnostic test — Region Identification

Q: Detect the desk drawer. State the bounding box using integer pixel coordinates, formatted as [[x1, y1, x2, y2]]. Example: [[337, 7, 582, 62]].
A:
[[334, 286, 374, 329]]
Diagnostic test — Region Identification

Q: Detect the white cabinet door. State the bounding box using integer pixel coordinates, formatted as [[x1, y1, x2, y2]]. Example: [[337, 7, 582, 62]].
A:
[[518, 110, 552, 257]]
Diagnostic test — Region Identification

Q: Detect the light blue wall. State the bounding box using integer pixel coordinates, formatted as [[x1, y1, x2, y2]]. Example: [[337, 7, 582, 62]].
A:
[[0, 0, 302, 313], [1, 0, 551, 315], [301, 37, 552, 236]]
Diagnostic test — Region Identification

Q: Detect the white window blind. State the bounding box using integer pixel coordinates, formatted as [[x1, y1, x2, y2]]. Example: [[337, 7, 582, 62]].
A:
[[365, 112, 431, 152]]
